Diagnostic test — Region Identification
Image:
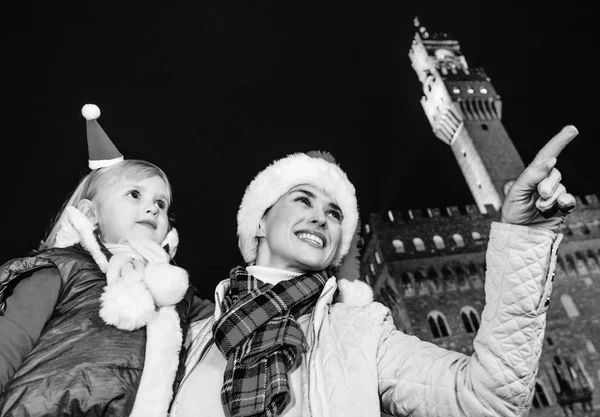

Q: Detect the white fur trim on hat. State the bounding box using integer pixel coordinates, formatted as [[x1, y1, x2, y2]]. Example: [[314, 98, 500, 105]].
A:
[[237, 152, 358, 266]]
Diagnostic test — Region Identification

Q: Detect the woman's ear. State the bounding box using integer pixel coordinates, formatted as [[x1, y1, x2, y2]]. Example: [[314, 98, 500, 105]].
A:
[[77, 199, 97, 224], [256, 219, 267, 238]]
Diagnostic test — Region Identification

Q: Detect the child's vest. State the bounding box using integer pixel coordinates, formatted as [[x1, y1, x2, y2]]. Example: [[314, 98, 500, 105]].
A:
[[0, 245, 194, 416]]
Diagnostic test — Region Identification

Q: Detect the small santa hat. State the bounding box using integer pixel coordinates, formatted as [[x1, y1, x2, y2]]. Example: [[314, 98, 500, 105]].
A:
[[81, 104, 124, 169]]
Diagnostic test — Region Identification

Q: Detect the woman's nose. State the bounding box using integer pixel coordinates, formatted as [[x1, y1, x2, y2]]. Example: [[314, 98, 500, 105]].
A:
[[310, 210, 328, 229]]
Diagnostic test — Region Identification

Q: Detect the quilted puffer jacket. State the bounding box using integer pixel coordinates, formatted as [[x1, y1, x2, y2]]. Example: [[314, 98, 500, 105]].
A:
[[170, 222, 561, 417]]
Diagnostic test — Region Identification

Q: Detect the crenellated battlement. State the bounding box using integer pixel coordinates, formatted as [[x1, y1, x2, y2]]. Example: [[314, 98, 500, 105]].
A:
[[360, 193, 600, 264], [367, 193, 600, 229]]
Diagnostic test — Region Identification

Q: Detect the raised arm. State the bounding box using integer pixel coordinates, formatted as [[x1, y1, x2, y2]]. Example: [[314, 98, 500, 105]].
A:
[[377, 126, 579, 416]]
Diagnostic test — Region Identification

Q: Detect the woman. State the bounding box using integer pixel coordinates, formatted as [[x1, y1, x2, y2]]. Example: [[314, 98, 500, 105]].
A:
[[171, 126, 578, 417]]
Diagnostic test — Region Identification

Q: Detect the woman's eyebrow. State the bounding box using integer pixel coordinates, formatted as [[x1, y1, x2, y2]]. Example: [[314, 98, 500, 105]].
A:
[[328, 202, 342, 214], [290, 189, 316, 199]]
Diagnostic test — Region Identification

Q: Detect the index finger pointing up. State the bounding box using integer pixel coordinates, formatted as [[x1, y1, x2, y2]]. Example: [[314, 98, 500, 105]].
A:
[[531, 125, 579, 166]]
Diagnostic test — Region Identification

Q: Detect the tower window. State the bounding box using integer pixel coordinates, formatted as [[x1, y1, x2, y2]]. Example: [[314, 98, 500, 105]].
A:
[[375, 252, 381, 264], [480, 87, 488, 94], [452, 87, 460, 94], [413, 237, 426, 252], [387, 210, 395, 222], [467, 87, 474, 94], [452, 234, 465, 248], [433, 235, 445, 250], [369, 263, 376, 275], [471, 231, 482, 241], [392, 239, 405, 254], [364, 224, 370, 234]]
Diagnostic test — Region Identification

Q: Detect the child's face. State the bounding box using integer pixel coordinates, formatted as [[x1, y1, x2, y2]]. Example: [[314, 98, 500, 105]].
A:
[[256, 184, 343, 273], [92, 175, 170, 245]]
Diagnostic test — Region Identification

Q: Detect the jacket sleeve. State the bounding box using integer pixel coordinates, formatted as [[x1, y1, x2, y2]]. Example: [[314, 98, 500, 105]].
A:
[[0, 267, 61, 393], [377, 222, 561, 417]]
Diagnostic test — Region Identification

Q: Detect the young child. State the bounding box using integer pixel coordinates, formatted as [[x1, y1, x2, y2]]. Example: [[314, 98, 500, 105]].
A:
[[0, 104, 213, 417]]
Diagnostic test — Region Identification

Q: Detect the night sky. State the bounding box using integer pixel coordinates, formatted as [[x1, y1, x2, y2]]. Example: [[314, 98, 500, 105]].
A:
[[5, 4, 597, 299]]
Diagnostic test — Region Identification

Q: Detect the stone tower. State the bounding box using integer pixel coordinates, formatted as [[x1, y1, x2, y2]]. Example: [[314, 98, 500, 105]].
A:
[[362, 18, 600, 417], [408, 17, 524, 214]]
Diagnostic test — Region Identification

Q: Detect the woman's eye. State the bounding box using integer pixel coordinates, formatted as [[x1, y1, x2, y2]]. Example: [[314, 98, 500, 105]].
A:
[[128, 190, 140, 199], [296, 196, 311, 206], [328, 210, 342, 221]]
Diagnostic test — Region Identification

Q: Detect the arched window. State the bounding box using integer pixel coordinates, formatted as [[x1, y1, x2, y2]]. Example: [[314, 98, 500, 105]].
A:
[[427, 310, 451, 338], [460, 306, 480, 333], [433, 235, 445, 250], [452, 234, 465, 248], [364, 224, 370, 235], [575, 252, 589, 276], [587, 250, 600, 272], [555, 257, 566, 277], [560, 294, 580, 318], [369, 263, 376, 275], [471, 231, 483, 241], [401, 272, 415, 297], [413, 237, 426, 252], [532, 380, 551, 408], [442, 266, 456, 290], [565, 255, 577, 276], [427, 266, 441, 292], [454, 265, 468, 288], [392, 239, 405, 254]]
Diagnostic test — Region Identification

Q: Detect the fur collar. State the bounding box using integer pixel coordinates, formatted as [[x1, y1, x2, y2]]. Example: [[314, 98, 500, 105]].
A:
[[333, 278, 374, 306]]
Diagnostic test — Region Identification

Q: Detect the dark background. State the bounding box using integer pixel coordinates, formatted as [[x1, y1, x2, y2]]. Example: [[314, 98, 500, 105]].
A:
[[4, 3, 597, 299]]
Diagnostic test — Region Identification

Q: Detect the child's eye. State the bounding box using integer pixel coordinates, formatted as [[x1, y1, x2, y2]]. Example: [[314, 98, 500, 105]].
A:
[[128, 190, 141, 199], [156, 200, 167, 210]]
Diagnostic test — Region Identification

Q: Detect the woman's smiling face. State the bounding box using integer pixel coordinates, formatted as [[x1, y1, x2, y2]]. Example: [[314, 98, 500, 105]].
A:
[[255, 184, 343, 273]]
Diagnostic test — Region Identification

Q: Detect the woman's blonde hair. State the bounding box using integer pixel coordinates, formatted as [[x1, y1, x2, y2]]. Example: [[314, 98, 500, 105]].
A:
[[39, 160, 172, 250]]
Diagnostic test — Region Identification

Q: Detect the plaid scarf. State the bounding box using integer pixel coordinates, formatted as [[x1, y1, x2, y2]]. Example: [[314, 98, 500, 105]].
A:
[[213, 266, 328, 417]]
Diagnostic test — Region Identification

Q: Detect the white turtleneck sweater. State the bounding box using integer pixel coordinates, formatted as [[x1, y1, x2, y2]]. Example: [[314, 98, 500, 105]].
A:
[[173, 266, 311, 417]]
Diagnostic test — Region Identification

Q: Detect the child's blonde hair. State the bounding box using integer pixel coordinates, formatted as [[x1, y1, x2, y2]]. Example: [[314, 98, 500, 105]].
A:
[[39, 160, 172, 250]]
